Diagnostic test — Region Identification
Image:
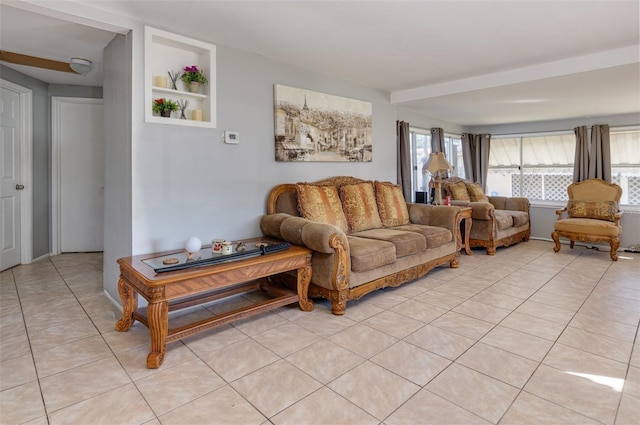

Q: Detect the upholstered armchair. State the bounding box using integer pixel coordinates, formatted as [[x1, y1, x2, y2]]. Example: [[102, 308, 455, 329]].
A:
[[442, 177, 531, 255], [552, 178, 623, 261]]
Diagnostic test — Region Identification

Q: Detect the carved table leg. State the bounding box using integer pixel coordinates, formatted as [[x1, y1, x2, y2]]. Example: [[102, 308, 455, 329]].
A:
[[115, 277, 138, 332], [297, 265, 313, 312], [463, 218, 473, 255], [146, 301, 169, 369]]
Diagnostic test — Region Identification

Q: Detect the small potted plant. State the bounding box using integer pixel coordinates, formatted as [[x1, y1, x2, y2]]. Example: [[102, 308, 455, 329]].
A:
[[152, 98, 179, 118], [181, 65, 208, 93]]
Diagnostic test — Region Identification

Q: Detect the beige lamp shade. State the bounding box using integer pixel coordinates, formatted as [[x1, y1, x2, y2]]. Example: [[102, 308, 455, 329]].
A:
[[422, 152, 453, 205], [423, 152, 454, 175]]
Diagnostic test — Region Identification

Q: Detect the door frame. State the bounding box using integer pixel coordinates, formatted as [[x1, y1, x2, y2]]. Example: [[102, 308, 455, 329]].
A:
[[51, 96, 103, 255], [0, 79, 33, 265]]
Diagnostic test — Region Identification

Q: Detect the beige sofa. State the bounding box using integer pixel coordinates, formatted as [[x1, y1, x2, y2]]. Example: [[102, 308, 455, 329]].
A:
[[260, 176, 461, 315], [442, 177, 531, 255]]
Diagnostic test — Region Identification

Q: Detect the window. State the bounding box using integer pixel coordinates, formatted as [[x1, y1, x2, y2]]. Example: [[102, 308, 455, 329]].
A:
[[410, 129, 431, 196], [487, 133, 576, 202], [611, 129, 640, 205], [487, 128, 640, 206], [444, 135, 465, 181], [409, 129, 465, 202]]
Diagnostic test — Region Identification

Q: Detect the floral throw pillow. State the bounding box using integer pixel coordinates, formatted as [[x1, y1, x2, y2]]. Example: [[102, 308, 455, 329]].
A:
[[339, 182, 382, 233], [568, 200, 617, 222], [466, 183, 489, 203], [296, 183, 349, 233], [374, 181, 410, 227]]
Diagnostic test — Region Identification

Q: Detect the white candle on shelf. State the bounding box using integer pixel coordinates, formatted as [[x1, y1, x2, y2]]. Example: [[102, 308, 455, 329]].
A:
[[191, 109, 203, 121], [155, 75, 167, 88]]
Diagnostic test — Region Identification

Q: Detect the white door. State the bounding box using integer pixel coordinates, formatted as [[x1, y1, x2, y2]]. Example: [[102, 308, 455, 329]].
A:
[[0, 86, 22, 269], [53, 97, 104, 253]]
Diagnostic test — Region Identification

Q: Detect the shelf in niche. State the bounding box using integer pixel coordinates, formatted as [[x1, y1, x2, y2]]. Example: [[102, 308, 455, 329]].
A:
[[144, 26, 216, 128], [152, 86, 207, 99], [147, 116, 212, 127]]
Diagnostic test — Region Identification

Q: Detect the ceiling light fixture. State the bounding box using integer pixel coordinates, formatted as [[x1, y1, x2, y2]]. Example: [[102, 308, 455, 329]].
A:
[[69, 58, 93, 75]]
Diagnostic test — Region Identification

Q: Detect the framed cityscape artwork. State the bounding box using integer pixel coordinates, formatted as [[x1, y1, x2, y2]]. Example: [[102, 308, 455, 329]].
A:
[[274, 84, 372, 162]]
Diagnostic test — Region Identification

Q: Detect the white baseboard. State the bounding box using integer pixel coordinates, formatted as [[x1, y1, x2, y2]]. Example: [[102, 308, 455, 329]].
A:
[[31, 253, 51, 263], [103, 289, 123, 312]]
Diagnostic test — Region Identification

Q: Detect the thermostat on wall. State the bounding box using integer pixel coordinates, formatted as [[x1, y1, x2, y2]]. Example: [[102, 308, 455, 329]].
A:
[[224, 131, 239, 144]]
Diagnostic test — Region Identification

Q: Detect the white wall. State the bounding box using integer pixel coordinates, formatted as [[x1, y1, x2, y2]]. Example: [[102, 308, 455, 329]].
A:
[[103, 32, 133, 301], [397, 106, 465, 134]]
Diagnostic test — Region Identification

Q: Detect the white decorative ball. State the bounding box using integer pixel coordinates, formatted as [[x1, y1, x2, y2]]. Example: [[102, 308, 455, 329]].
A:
[[184, 237, 202, 253]]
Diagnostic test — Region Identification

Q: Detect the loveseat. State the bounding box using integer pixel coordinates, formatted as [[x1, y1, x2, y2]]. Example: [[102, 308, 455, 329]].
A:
[[260, 176, 461, 315], [441, 177, 530, 255]]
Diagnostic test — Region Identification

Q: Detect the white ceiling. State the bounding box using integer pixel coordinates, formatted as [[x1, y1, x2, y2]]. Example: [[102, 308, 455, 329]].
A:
[[1, 0, 639, 127], [0, 5, 116, 86]]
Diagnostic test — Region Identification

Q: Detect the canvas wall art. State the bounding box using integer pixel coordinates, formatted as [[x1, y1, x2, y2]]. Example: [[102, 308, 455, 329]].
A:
[[274, 85, 372, 162]]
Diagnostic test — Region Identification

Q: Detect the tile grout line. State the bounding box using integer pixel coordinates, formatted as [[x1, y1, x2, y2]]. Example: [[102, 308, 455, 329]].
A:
[[46, 255, 161, 423], [495, 251, 620, 424], [11, 259, 56, 425]]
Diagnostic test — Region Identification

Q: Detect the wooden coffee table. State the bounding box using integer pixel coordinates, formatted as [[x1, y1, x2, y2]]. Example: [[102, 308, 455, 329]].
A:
[[115, 238, 312, 368]]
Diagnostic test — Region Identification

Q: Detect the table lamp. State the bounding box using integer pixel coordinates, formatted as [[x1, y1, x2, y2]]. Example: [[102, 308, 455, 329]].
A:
[[423, 152, 453, 205]]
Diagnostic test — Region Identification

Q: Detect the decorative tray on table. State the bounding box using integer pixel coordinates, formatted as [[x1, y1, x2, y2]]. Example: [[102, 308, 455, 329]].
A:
[[143, 241, 291, 273]]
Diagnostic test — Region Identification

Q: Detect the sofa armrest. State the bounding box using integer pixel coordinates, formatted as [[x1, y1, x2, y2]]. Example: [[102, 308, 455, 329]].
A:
[[261, 214, 347, 254], [260, 213, 350, 291], [467, 202, 495, 220], [407, 203, 459, 235]]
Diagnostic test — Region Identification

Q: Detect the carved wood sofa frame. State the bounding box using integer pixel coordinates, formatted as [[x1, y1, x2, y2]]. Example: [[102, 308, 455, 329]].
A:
[[263, 176, 461, 315]]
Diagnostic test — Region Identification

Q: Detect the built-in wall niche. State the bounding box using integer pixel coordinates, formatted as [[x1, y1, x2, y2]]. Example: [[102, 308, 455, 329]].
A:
[[144, 26, 216, 128]]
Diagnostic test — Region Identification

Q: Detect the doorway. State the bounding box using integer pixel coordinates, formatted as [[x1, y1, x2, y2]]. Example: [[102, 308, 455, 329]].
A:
[[0, 79, 33, 271], [51, 97, 104, 254]]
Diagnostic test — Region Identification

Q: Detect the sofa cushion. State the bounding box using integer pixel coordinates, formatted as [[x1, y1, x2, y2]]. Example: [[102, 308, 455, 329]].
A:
[[393, 224, 452, 249], [449, 181, 470, 201], [296, 183, 348, 233], [374, 181, 410, 227], [351, 228, 426, 258], [555, 218, 620, 237], [347, 236, 396, 272], [510, 210, 529, 227], [466, 183, 489, 203], [339, 181, 382, 233], [568, 200, 617, 222], [494, 210, 514, 230]]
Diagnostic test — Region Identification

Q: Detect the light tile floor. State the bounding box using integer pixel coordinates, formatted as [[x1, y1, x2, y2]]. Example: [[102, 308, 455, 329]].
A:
[[1, 240, 639, 425]]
